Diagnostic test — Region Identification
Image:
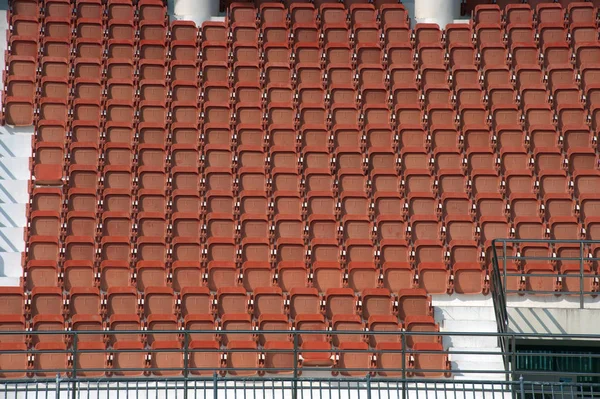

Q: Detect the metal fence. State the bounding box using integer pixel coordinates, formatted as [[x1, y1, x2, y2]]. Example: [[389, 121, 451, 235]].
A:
[[2, 376, 600, 399], [491, 239, 600, 309], [2, 329, 600, 381]]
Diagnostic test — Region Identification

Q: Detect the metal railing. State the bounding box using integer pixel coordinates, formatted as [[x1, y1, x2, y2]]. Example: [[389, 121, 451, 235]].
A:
[[1, 329, 600, 382], [490, 239, 600, 336], [2, 375, 600, 399]]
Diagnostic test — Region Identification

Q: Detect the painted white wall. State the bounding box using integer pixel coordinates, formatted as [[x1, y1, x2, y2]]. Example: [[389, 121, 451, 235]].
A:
[[170, 0, 221, 26], [413, 0, 462, 28]]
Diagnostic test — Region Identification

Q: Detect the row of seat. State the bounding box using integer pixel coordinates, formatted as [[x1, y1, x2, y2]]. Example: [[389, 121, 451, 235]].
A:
[[0, 340, 449, 379], [10, 0, 169, 24], [465, 1, 600, 19]]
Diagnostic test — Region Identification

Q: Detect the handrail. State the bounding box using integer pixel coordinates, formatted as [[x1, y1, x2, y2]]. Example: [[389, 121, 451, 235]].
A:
[[490, 238, 600, 381], [0, 328, 600, 379]]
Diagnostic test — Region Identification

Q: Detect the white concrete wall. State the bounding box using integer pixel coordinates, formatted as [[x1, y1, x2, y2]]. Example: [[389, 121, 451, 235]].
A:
[[0, 2, 31, 286], [169, 0, 222, 26]]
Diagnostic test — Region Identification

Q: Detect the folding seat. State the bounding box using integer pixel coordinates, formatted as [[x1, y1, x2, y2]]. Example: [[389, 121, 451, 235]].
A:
[[3, 97, 33, 127], [0, 342, 28, 378], [382, 23, 410, 47], [448, 43, 476, 68], [106, 0, 133, 20], [28, 209, 61, 238], [75, 0, 102, 19], [104, 59, 133, 81], [536, 3, 564, 25], [357, 288, 393, 320], [353, 23, 381, 47], [575, 42, 600, 68], [98, 261, 131, 292], [543, 43, 572, 69], [105, 100, 135, 124], [68, 287, 101, 318], [479, 44, 508, 72], [70, 314, 104, 343], [0, 316, 29, 349], [476, 23, 503, 47], [474, 4, 501, 25], [29, 287, 64, 318], [111, 341, 146, 376], [570, 23, 598, 47], [408, 343, 450, 378], [71, 342, 106, 377], [100, 236, 131, 263], [379, 4, 408, 27], [106, 314, 143, 344], [519, 84, 548, 110], [229, 2, 256, 25], [523, 261, 558, 293], [65, 210, 96, 237], [538, 23, 567, 50], [262, 341, 296, 375], [75, 18, 102, 40], [136, 79, 166, 102], [402, 315, 440, 348], [8, 55, 36, 79], [138, 0, 166, 23], [445, 24, 471, 49], [523, 104, 554, 128], [10, 35, 38, 58], [107, 19, 135, 41], [324, 289, 358, 320], [106, 286, 140, 318], [397, 289, 432, 320], [224, 341, 260, 376], [348, 4, 375, 25], [417, 43, 445, 67], [12, 16, 40, 38], [260, 2, 286, 25], [567, 148, 597, 174], [30, 314, 64, 345], [334, 342, 371, 376], [135, 260, 168, 291], [506, 23, 535, 49], [505, 4, 533, 25], [221, 313, 256, 346], [0, 288, 24, 316], [32, 342, 69, 377], [138, 21, 167, 42]]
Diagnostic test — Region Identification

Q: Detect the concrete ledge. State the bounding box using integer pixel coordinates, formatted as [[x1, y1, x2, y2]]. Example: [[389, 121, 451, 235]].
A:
[[0, 158, 31, 180], [0, 227, 25, 253], [0, 180, 29, 204]]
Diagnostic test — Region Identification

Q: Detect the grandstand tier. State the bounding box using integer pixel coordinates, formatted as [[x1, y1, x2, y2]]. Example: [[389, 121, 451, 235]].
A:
[[0, 0, 598, 381]]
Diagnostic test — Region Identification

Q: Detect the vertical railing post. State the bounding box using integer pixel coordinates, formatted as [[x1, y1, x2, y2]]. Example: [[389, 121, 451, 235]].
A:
[[580, 241, 585, 309], [55, 373, 61, 397], [292, 331, 298, 399], [401, 332, 406, 399], [519, 375, 525, 399], [511, 334, 516, 382], [71, 332, 77, 399], [213, 372, 218, 399], [366, 373, 371, 399], [183, 332, 189, 399], [503, 240, 507, 297]]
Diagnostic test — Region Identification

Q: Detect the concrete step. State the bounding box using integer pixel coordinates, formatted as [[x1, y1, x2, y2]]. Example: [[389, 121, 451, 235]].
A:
[[442, 320, 500, 349], [0, 157, 30, 180], [0, 180, 29, 204], [0, 276, 20, 286], [450, 347, 503, 364], [0, 252, 22, 278], [0, 227, 25, 253], [0, 134, 33, 157], [0, 203, 27, 227], [442, 320, 498, 333], [435, 306, 496, 324]]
